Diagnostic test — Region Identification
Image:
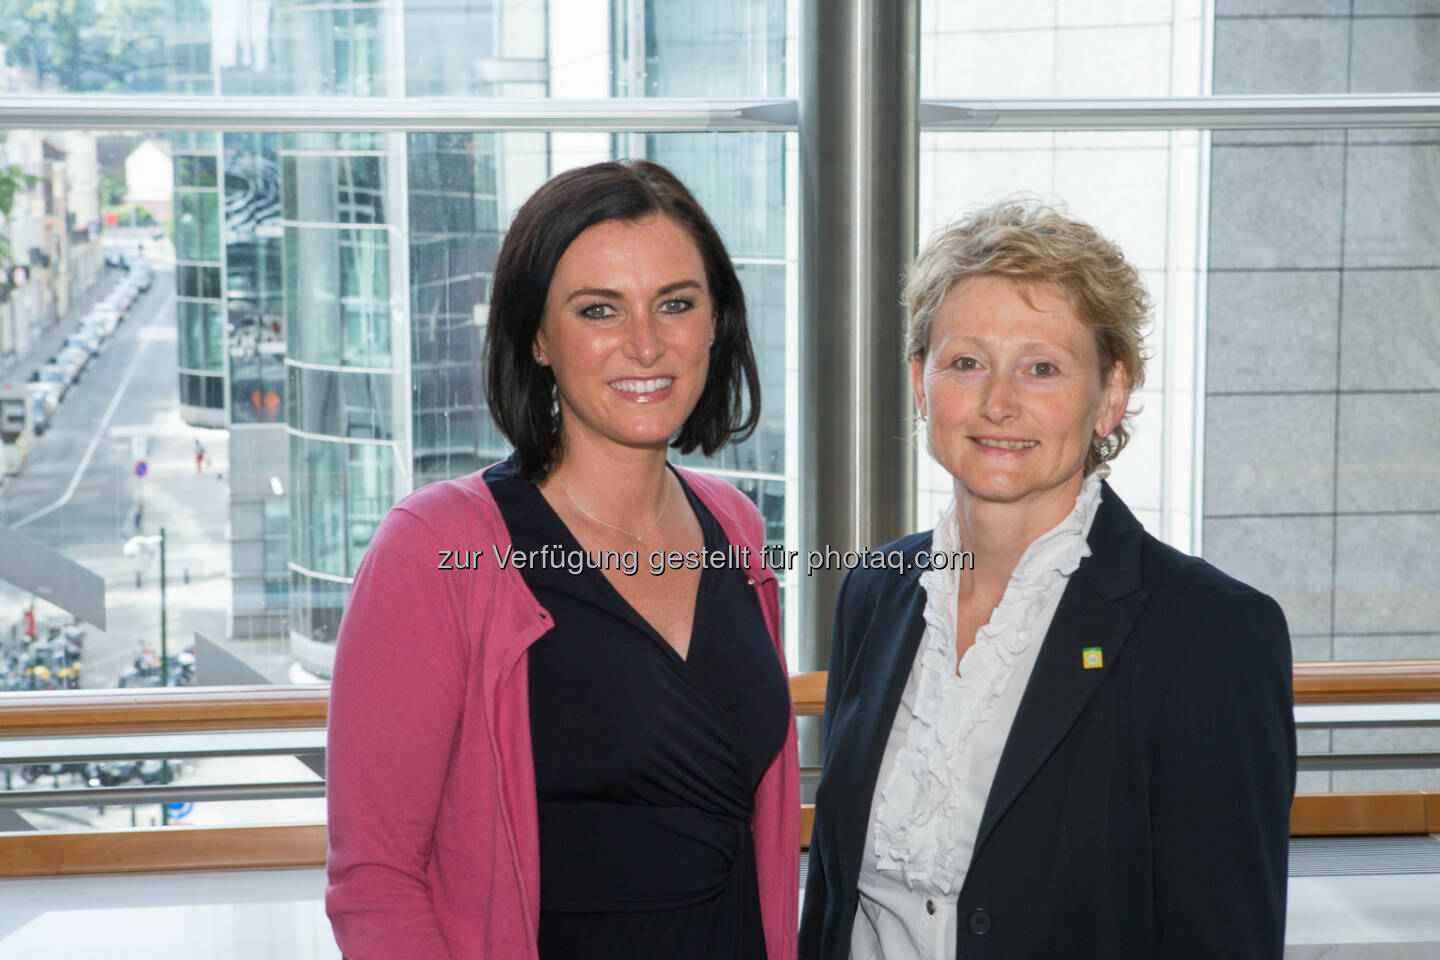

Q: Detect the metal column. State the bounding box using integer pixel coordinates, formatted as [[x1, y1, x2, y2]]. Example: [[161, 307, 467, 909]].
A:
[[798, 0, 918, 671]]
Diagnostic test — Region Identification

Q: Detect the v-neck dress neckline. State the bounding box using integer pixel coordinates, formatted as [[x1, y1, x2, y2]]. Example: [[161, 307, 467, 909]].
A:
[[485, 455, 789, 960], [522, 461, 705, 664]]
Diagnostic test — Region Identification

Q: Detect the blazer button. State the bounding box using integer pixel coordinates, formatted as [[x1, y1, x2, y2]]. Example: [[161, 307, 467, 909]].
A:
[[967, 907, 992, 935], [925, 899, 936, 916]]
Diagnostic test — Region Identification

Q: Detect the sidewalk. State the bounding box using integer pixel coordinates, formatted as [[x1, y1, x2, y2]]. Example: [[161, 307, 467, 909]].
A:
[[0, 269, 121, 388]]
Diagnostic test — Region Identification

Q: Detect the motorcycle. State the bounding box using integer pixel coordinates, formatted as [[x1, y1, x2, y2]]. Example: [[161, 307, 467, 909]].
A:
[[117, 644, 195, 688]]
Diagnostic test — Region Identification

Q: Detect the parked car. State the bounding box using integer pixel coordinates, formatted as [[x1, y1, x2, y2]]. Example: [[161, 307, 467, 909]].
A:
[[37, 363, 74, 393], [57, 345, 90, 375], [24, 380, 62, 416], [85, 312, 118, 338], [64, 332, 101, 356], [79, 319, 110, 346], [89, 306, 122, 333]]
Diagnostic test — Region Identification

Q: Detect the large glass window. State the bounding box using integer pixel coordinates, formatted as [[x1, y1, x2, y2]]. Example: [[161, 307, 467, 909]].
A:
[[178, 299, 225, 371], [339, 231, 391, 367], [283, 155, 387, 225], [175, 190, 221, 261], [175, 154, 218, 189], [275, 1, 386, 97], [178, 264, 222, 299], [347, 443, 393, 564], [294, 435, 347, 578], [1, 0, 1434, 820]]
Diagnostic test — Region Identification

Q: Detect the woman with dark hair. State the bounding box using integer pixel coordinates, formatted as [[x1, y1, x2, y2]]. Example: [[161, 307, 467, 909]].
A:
[[326, 160, 798, 960]]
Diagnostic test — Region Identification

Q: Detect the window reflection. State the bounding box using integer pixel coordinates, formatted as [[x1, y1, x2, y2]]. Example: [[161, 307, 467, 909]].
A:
[[0, 0, 797, 686], [275, 1, 386, 98], [175, 192, 220, 262]]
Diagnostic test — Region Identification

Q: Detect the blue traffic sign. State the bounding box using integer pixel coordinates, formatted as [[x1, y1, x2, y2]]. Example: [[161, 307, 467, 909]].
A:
[[134, 460, 148, 477], [165, 801, 194, 819]]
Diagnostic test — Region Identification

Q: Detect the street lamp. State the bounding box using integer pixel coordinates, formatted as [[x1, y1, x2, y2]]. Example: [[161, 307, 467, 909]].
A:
[[122, 526, 174, 825], [123, 526, 168, 685]]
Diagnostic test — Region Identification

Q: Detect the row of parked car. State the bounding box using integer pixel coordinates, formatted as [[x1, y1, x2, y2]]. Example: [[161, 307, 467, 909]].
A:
[[25, 261, 152, 433]]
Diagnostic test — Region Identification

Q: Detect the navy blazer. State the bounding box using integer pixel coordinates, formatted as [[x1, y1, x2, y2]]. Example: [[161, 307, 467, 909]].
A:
[[799, 483, 1296, 960]]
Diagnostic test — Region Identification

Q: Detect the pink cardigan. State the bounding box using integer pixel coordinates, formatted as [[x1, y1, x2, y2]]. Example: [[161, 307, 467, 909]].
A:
[[326, 465, 799, 959]]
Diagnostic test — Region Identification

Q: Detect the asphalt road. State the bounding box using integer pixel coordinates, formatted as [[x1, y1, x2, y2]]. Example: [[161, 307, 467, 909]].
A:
[[0, 266, 233, 690], [0, 257, 310, 829]]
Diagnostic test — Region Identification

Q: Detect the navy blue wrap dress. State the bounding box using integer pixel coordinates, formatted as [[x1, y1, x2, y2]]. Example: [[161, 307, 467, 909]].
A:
[[485, 457, 788, 960]]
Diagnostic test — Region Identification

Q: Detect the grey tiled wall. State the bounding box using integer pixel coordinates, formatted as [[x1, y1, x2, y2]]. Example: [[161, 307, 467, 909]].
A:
[[1205, 5, 1440, 790]]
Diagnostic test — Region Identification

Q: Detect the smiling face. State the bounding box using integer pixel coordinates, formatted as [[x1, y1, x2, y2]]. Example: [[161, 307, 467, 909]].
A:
[[534, 214, 715, 459], [912, 274, 1128, 514]]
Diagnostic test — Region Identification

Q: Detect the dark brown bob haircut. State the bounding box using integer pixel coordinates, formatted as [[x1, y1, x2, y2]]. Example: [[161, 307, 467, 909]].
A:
[[482, 159, 761, 481]]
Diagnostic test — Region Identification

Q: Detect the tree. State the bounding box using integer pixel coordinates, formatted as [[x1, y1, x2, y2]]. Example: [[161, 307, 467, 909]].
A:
[[0, 160, 41, 267], [100, 167, 126, 207], [1, 0, 104, 90], [94, 0, 168, 92], [0, 0, 168, 92]]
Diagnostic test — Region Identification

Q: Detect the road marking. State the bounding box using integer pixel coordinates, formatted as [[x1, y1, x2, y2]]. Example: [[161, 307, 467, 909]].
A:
[[15, 300, 170, 530]]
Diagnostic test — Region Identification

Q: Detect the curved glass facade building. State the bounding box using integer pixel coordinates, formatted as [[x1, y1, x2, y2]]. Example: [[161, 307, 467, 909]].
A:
[[275, 1, 401, 672], [169, 2, 227, 426], [174, 142, 227, 425]]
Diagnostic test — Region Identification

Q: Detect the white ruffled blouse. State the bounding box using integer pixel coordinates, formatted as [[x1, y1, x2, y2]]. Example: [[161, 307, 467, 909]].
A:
[[851, 472, 1104, 960]]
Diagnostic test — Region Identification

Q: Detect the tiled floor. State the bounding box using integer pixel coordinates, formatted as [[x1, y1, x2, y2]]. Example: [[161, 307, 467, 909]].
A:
[[2, 865, 1438, 958], [1285, 872, 1440, 959], [0, 868, 337, 960]]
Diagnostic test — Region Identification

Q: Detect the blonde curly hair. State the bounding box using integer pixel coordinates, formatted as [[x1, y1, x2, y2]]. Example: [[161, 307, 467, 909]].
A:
[[903, 198, 1150, 473]]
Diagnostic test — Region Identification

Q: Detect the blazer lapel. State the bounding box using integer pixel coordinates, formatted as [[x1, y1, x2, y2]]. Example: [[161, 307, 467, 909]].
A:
[[826, 552, 931, 898], [971, 483, 1149, 857]]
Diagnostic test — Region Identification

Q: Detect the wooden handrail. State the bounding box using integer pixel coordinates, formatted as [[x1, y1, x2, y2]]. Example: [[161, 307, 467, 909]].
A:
[[0, 825, 327, 877], [793, 792, 1440, 847], [1, 660, 1437, 738], [790, 671, 826, 717], [1292, 659, 1440, 704], [0, 686, 329, 738], [0, 659, 1437, 876], [1289, 791, 1435, 836], [4, 792, 1439, 878], [791, 660, 1440, 715]]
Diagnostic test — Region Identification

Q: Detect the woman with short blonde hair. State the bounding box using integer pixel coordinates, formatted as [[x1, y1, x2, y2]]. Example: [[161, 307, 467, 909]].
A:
[[801, 199, 1295, 960]]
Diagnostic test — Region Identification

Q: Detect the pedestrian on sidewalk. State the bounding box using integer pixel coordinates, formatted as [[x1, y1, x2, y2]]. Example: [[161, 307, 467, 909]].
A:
[[194, 438, 205, 473]]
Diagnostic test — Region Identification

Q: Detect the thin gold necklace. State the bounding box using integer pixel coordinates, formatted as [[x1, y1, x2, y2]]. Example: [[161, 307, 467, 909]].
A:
[[555, 473, 671, 542]]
